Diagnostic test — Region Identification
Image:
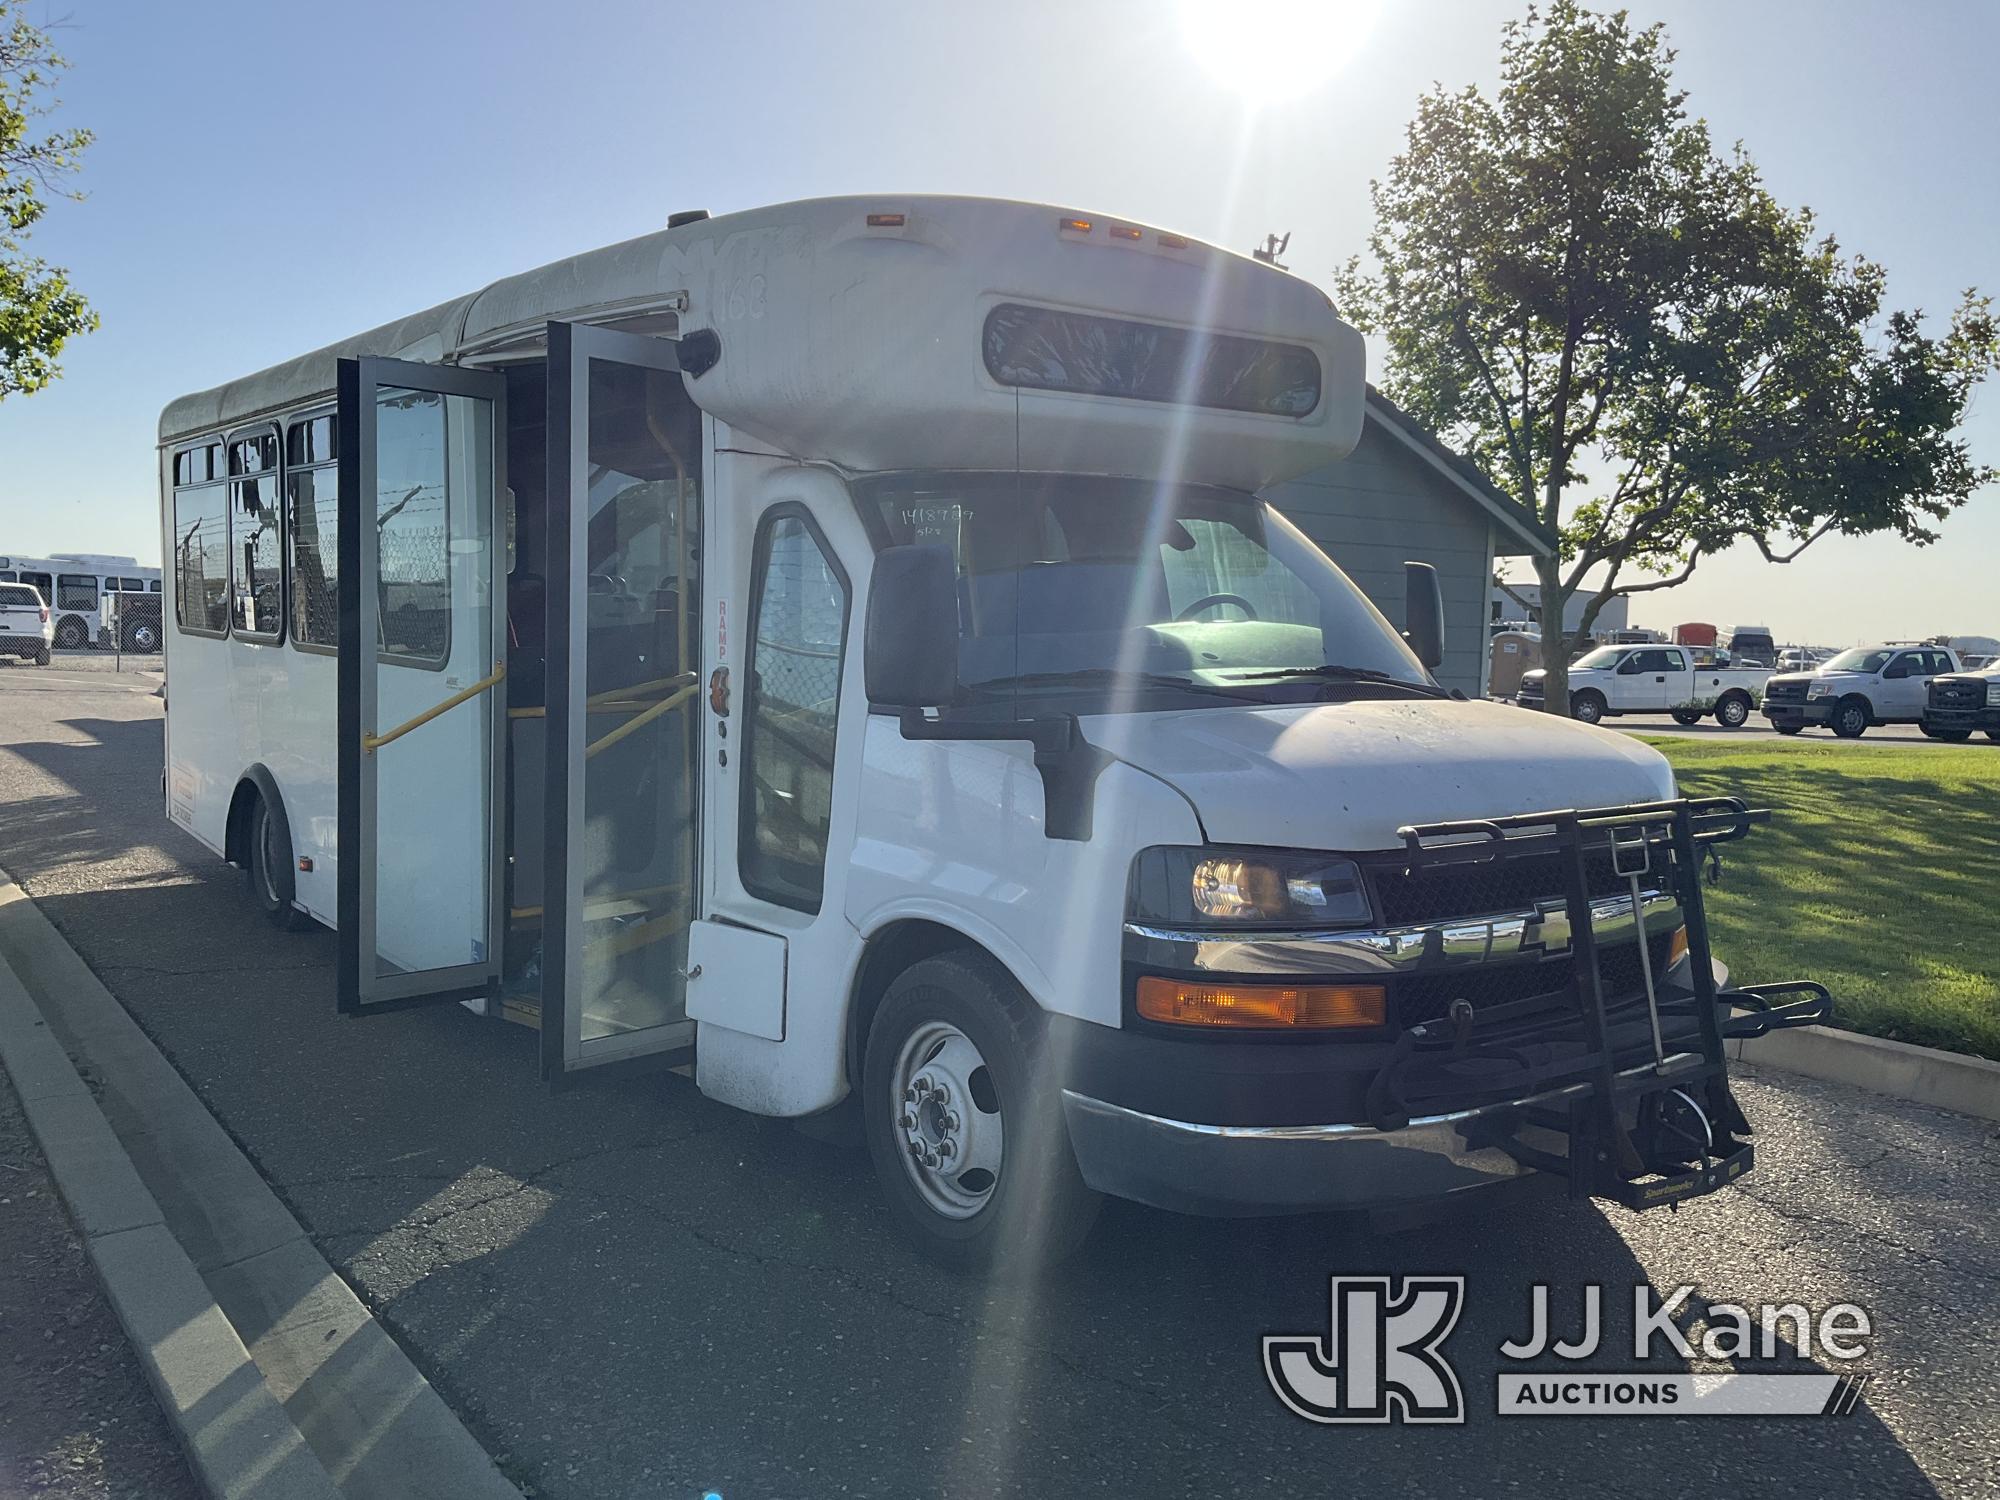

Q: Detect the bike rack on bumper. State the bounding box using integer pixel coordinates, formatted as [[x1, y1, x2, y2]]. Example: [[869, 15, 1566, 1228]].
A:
[[1373, 796, 1831, 1212]]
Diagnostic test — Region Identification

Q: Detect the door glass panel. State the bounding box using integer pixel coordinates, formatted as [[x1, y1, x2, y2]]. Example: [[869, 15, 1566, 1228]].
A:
[[574, 358, 700, 1043], [741, 515, 847, 913], [368, 385, 497, 979]]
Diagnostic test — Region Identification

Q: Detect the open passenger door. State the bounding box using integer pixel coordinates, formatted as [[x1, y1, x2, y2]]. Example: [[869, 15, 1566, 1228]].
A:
[[336, 357, 509, 1013], [540, 321, 703, 1079]]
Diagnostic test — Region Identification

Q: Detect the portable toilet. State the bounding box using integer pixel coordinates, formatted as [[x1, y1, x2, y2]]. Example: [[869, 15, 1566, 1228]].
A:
[[1489, 629, 1542, 698]]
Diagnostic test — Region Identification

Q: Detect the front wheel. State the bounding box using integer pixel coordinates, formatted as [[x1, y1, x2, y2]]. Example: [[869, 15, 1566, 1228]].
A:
[[1775, 724, 1802, 736], [34, 645, 50, 667], [1922, 726, 1971, 742], [1670, 708, 1703, 726], [1570, 690, 1606, 725], [54, 615, 87, 650], [1714, 694, 1751, 729], [863, 952, 1100, 1272], [1831, 698, 1870, 739]]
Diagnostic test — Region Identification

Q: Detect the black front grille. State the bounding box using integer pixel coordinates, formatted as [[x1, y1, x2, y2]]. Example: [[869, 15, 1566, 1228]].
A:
[[1370, 846, 1650, 926], [1394, 928, 1678, 1028], [1763, 677, 1809, 704], [1930, 678, 1984, 710]]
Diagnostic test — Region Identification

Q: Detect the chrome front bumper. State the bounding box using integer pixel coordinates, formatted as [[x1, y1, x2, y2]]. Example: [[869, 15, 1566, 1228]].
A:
[[1061, 1057, 1692, 1219]]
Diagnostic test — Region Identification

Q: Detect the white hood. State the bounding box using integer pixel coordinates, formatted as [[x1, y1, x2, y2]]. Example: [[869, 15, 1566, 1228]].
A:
[[1084, 698, 1677, 851]]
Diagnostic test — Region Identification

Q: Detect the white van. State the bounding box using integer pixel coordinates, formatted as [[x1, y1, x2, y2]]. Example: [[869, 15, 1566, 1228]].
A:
[[157, 196, 1826, 1266]]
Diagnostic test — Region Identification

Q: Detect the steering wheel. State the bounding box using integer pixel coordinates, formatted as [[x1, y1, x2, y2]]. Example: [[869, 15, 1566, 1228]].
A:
[[1176, 593, 1258, 622]]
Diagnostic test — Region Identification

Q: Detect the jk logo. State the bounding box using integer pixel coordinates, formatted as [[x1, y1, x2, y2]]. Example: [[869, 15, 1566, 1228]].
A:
[[1264, 1277, 1466, 1424]]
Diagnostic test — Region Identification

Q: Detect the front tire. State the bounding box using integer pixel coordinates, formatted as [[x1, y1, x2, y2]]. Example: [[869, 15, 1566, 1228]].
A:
[[1775, 724, 1802, 736], [1570, 690, 1607, 725], [34, 645, 50, 667], [1714, 694, 1751, 729], [246, 794, 313, 931], [1922, 726, 1971, 742], [863, 952, 1100, 1272], [1831, 697, 1871, 739], [54, 615, 86, 650], [1670, 708, 1703, 726]]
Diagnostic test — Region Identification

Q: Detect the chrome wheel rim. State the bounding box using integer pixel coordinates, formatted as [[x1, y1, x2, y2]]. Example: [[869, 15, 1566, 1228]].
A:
[[1574, 698, 1601, 723], [1720, 700, 1746, 726], [891, 1021, 1003, 1219]]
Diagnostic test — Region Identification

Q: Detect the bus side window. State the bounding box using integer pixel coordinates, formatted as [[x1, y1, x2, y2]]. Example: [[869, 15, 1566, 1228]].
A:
[[286, 414, 339, 651], [739, 509, 849, 914], [173, 444, 231, 636]]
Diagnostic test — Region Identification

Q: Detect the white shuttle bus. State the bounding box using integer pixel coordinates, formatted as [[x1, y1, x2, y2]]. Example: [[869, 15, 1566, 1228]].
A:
[[0, 552, 162, 651], [158, 196, 1827, 1266]]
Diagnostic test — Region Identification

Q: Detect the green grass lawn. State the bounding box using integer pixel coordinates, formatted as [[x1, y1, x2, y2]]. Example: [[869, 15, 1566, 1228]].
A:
[[1647, 738, 2000, 1061]]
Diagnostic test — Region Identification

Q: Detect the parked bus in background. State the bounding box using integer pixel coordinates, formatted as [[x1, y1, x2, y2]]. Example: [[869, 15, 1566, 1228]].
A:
[[0, 553, 162, 651], [155, 195, 1829, 1267]]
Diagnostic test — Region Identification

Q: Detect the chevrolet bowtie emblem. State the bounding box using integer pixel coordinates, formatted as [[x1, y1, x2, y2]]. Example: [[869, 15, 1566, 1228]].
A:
[[1521, 899, 1573, 955]]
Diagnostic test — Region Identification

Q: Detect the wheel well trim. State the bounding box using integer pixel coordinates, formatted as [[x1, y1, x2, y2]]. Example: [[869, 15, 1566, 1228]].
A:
[[842, 906, 1045, 1093], [225, 764, 293, 870]]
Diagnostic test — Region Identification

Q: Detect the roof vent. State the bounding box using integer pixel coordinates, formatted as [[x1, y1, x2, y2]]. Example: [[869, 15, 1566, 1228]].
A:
[[667, 209, 710, 229]]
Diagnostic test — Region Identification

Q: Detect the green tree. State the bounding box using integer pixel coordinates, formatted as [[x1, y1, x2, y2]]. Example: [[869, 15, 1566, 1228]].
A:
[[1336, 2, 1999, 713], [2, 4, 94, 400]]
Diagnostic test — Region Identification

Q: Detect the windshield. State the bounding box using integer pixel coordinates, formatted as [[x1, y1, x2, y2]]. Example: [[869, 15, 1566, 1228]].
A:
[[1572, 646, 1626, 670], [857, 473, 1432, 712], [1824, 647, 1893, 673]]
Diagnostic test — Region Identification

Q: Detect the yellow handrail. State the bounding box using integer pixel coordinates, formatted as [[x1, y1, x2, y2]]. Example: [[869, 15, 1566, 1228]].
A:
[[585, 683, 696, 759], [365, 662, 506, 752]]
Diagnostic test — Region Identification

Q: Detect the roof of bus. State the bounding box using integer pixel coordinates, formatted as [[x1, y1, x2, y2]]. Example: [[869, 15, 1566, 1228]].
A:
[[158, 194, 1343, 447]]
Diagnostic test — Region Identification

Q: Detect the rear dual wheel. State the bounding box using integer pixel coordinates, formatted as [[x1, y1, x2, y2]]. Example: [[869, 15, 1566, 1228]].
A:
[[246, 794, 314, 931]]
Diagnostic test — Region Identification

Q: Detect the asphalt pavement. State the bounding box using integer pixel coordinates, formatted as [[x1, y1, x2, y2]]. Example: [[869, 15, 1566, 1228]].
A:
[[1611, 713, 1954, 745], [0, 658, 1994, 1499]]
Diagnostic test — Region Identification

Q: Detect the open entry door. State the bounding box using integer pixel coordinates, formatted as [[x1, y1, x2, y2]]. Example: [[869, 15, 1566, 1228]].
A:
[[541, 322, 703, 1078], [336, 357, 509, 1013]]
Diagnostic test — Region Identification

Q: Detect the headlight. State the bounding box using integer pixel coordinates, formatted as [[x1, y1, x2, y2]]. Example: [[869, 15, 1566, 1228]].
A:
[[1986, 682, 2000, 707], [1807, 681, 1834, 699], [1129, 847, 1372, 928]]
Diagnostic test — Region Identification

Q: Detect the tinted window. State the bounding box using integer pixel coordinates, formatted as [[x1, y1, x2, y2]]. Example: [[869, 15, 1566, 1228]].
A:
[[231, 469, 284, 639], [740, 512, 847, 913], [57, 573, 97, 610], [120, 576, 145, 591], [0, 584, 36, 606], [173, 479, 230, 634], [982, 303, 1321, 417], [288, 463, 338, 649]]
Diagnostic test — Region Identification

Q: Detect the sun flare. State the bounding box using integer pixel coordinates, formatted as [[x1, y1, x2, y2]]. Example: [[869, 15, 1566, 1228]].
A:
[[1180, 0, 1384, 102]]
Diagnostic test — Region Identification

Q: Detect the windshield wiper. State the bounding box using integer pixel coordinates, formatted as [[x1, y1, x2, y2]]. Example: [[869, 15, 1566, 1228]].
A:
[[962, 668, 1260, 701], [1222, 664, 1448, 696]]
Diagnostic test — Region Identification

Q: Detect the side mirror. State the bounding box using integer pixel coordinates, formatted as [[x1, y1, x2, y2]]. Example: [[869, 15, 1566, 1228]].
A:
[[1401, 560, 1446, 671], [865, 544, 959, 708]]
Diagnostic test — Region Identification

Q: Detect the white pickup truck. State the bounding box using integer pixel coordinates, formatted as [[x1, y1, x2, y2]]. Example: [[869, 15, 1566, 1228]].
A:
[[1762, 643, 1963, 738], [1517, 644, 1770, 727]]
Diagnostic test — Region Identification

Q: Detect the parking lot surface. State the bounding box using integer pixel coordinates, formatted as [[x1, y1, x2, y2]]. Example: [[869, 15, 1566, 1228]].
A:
[[0, 665, 1993, 1498]]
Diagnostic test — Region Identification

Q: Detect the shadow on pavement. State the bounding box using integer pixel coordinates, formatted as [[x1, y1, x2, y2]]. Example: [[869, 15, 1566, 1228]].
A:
[[0, 710, 1949, 1499]]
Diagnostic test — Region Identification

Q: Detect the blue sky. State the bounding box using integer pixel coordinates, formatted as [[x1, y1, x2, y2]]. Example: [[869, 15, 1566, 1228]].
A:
[[2, 0, 1995, 644]]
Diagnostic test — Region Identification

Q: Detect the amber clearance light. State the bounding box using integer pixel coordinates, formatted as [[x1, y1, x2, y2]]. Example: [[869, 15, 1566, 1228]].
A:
[[1136, 977, 1385, 1030]]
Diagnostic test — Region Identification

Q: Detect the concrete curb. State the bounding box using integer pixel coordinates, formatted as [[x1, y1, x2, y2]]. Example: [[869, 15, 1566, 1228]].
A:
[[0, 870, 520, 1500], [1732, 1023, 2000, 1123], [0, 951, 341, 1499]]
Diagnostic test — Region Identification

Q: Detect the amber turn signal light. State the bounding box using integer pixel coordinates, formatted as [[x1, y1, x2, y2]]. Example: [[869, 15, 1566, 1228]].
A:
[[1667, 925, 1689, 968], [1136, 977, 1386, 1030]]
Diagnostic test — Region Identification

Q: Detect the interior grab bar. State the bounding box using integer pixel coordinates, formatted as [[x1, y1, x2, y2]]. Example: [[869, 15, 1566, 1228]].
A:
[[364, 662, 506, 752]]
